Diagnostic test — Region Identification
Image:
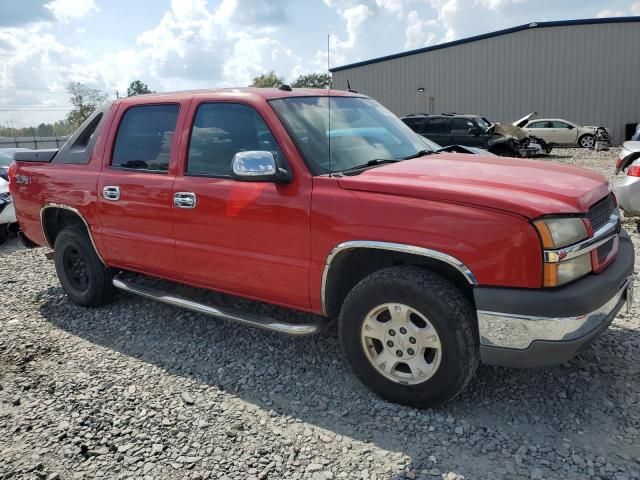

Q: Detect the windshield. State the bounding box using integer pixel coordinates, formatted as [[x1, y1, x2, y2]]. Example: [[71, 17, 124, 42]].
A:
[[269, 96, 429, 174], [0, 152, 14, 168]]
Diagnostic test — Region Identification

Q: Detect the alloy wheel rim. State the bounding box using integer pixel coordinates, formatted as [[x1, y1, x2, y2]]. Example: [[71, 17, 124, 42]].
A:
[[360, 303, 442, 385], [582, 136, 594, 148]]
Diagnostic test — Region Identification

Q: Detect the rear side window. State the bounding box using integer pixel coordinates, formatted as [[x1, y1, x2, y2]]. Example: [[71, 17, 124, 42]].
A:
[[402, 117, 426, 133], [423, 117, 450, 134], [186, 103, 282, 177], [112, 104, 179, 172]]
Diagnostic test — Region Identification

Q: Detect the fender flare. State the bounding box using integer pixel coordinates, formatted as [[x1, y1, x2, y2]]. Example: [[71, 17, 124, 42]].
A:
[[320, 240, 478, 316]]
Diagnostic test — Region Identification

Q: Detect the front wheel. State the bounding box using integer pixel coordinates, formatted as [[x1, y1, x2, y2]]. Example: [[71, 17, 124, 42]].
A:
[[579, 134, 594, 148], [53, 225, 115, 307], [339, 266, 479, 408]]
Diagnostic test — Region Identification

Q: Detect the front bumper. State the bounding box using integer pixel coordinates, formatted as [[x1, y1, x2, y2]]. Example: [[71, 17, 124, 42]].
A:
[[474, 229, 634, 368]]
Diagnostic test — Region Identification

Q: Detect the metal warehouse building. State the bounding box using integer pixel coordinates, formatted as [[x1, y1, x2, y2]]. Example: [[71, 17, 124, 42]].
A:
[[330, 17, 640, 144]]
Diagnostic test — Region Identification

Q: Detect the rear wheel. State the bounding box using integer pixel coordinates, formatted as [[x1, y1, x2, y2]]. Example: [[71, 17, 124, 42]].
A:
[[54, 225, 115, 306], [579, 134, 594, 149], [339, 266, 479, 408]]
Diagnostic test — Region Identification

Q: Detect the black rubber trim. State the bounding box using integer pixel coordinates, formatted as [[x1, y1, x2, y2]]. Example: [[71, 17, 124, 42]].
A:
[[480, 293, 625, 368], [474, 229, 634, 318]]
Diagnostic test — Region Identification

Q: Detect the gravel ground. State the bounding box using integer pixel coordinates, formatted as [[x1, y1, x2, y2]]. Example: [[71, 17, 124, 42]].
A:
[[1, 147, 639, 480]]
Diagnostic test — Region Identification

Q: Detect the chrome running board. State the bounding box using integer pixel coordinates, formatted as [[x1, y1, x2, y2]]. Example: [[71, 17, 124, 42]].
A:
[[112, 274, 327, 336]]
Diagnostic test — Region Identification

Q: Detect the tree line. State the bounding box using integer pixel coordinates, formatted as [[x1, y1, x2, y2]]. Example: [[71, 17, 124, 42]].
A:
[[1, 73, 330, 138], [0, 80, 153, 138]]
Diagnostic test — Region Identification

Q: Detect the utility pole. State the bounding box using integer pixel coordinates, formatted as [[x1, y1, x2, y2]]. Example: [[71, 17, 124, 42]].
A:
[[116, 90, 120, 99]]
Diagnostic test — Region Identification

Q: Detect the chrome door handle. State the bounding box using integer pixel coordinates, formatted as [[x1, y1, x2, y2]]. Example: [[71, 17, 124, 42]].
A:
[[103, 186, 120, 201], [174, 192, 197, 209]]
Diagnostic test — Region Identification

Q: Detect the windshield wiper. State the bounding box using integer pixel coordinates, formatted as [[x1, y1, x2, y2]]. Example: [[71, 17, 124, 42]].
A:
[[402, 149, 436, 160], [339, 158, 400, 173]]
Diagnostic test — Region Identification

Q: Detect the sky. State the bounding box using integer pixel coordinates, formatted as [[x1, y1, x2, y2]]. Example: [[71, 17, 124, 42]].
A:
[[0, 0, 639, 128]]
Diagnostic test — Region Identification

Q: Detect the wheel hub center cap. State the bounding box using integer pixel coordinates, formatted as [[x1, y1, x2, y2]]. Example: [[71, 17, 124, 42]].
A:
[[384, 324, 418, 359]]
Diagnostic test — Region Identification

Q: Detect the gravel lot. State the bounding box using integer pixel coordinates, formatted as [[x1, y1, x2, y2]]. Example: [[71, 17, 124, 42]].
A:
[[1, 148, 639, 480]]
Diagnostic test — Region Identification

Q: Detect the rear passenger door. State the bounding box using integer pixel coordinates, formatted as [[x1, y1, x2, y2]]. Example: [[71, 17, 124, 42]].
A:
[[402, 117, 426, 134], [171, 101, 312, 309], [97, 102, 187, 276], [422, 117, 451, 146]]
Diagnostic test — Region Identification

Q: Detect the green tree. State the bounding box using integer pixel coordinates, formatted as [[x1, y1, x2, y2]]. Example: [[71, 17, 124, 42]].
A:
[[291, 73, 332, 89], [66, 82, 108, 127], [127, 80, 153, 97], [251, 71, 285, 88]]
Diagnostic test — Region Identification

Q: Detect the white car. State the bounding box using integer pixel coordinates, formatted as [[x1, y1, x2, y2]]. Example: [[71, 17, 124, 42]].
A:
[[0, 176, 16, 244], [614, 141, 640, 216], [514, 113, 608, 148]]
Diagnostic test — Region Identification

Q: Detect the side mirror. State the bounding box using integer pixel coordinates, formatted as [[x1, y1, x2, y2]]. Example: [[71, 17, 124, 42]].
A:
[[231, 151, 290, 183], [566, 125, 575, 130], [468, 128, 480, 136]]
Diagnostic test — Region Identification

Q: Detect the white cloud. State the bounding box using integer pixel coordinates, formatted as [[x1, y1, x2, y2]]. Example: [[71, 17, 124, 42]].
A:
[[595, 9, 626, 18], [632, 1, 640, 15], [45, 0, 99, 22], [405, 11, 437, 49]]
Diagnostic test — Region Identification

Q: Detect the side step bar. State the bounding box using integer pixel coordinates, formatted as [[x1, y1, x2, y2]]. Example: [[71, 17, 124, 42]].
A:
[[112, 274, 327, 336]]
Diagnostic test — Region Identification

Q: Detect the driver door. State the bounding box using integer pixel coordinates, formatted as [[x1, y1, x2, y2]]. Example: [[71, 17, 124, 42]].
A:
[[171, 100, 312, 309], [549, 121, 578, 144]]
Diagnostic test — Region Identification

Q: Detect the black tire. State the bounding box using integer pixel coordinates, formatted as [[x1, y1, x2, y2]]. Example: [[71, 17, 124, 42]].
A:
[[0, 226, 7, 245], [53, 225, 115, 307], [339, 266, 479, 408], [579, 134, 594, 149]]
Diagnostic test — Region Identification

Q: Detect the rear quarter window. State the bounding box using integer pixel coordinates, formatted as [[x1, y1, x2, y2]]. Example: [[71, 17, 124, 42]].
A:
[[52, 108, 107, 164]]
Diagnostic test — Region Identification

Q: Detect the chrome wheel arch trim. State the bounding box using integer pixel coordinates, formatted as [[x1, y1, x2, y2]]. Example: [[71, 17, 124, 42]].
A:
[[321, 240, 478, 316], [40, 203, 106, 265]]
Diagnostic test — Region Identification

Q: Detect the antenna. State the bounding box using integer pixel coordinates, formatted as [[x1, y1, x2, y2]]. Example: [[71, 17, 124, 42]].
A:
[[327, 34, 332, 177]]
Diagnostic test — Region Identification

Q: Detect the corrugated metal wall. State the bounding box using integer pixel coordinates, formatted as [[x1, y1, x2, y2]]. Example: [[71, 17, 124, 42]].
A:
[[332, 22, 640, 144]]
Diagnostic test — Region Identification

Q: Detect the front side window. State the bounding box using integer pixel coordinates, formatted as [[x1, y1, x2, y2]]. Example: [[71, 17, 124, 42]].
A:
[[269, 96, 427, 174], [112, 104, 179, 172], [527, 121, 547, 129], [423, 117, 450, 134], [450, 118, 475, 132], [187, 103, 282, 177], [550, 121, 570, 129]]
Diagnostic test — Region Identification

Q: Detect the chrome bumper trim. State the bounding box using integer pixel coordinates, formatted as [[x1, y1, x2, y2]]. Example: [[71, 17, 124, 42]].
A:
[[477, 276, 633, 350]]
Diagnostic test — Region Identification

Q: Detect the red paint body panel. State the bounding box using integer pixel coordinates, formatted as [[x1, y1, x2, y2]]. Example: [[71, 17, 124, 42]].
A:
[[338, 154, 611, 218], [11, 88, 612, 316]]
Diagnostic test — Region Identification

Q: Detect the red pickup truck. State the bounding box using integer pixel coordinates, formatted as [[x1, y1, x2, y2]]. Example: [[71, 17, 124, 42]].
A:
[[9, 88, 634, 407]]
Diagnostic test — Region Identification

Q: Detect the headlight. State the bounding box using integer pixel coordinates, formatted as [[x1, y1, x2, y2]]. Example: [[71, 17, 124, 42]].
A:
[[543, 254, 592, 287], [533, 217, 588, 248], [0, 192, 12, 204], [534, 217, 591, 287]]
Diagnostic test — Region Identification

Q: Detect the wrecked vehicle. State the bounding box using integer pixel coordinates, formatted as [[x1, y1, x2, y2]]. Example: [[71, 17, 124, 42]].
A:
[[515, 112, 610, 149], [401, 113, 551, 158]]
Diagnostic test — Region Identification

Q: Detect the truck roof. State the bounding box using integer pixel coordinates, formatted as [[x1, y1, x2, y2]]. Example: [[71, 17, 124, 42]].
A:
[[115, 87, 365, 105]]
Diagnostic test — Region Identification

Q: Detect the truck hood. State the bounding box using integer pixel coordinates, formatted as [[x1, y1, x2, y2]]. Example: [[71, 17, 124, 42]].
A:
[[337, 153, 610, 219]]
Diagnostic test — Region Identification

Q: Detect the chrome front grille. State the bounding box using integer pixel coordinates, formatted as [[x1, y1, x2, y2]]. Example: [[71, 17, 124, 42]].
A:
[[587, 194, 614, 232]]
